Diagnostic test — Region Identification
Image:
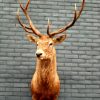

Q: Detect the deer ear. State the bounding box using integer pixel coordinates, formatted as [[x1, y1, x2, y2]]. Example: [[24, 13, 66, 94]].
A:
[[53, 34, 66, 45], [26, 34, 37, 43]]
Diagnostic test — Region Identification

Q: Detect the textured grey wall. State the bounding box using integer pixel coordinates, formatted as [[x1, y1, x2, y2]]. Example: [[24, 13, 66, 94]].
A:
[[0, 0, 100, 100]]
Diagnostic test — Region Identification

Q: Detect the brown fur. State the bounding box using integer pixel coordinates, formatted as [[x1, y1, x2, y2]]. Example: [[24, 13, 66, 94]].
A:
[[17, 0, 85, 99], [30, 36, 61, 100]]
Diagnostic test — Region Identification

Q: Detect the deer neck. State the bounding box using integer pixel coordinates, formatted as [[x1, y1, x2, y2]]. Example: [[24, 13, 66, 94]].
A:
[[36, 54, 57, 72], [35, 54, 57, 86]]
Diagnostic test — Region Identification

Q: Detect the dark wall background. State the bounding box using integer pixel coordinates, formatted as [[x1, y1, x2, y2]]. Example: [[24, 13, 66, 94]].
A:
[[0, 0, 100, 100]]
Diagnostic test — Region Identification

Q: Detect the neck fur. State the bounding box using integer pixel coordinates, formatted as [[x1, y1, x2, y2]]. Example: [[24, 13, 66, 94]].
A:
[[36, 54, 57, 71], [35, 53, 57, 85]]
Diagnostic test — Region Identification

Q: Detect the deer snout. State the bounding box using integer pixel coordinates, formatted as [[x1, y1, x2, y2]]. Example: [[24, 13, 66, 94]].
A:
[[36, 52, 42, 57], [36, 50, 44, 58]]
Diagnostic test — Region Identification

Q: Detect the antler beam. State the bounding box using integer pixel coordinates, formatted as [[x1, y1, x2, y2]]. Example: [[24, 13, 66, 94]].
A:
[[49, 0, 85, 37], [17, 0, 42, 37], [17, 0, 85, 38]]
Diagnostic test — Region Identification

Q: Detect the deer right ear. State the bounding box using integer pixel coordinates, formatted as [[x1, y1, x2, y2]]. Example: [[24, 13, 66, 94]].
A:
[[53, 34, 66, 45], [26, 34, 37, 43]]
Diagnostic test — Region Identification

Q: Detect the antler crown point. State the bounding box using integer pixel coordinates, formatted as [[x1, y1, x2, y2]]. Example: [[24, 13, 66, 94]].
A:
[[75, 3, 77, 10]]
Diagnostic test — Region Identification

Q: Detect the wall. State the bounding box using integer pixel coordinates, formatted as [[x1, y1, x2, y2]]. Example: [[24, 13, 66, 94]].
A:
[[0, 0, 100, 100]]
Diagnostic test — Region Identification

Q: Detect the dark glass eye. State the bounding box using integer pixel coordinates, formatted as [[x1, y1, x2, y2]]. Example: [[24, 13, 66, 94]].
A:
[[49, 43, 53, 46], [37, 43, 38, 46]]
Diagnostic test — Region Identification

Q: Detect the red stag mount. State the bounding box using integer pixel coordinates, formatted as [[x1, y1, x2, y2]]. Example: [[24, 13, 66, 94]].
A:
[[16, 0, 85, 100]]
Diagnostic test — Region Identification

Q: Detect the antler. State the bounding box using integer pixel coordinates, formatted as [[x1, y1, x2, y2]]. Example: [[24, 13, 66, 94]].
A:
[[47, 18, 51, 36], [16, 0, 42, 37], [48, 0, 85, 37]]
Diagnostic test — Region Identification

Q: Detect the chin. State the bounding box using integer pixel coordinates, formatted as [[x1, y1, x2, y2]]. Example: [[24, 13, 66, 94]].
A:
[[38, 56, 51, 61]]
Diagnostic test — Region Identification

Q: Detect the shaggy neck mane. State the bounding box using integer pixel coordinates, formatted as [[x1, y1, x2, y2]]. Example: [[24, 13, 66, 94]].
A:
[[35, 54, 57, 86], [36, 54, 57, 72]]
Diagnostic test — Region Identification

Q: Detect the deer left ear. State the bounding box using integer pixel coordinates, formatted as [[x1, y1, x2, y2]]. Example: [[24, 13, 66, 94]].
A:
[[53, 34, 66, 45], [26, 34, 37, 43]]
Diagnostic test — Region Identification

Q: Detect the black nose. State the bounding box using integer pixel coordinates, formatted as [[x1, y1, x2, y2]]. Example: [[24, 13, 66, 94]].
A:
[[36, 53, 42, 57]]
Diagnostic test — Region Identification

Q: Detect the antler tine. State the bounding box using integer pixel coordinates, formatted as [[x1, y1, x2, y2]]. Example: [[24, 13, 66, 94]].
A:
[[25, 0, 30, 10], [17, 8, 33, 33], [47, 18, 51, 36], [76, 0, 85, 19], [49, 0, 85, 37], [17, 0, 42, 37]]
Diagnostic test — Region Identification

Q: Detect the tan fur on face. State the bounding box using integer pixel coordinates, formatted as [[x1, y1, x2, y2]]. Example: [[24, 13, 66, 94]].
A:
[[36, 35, 55, 60]]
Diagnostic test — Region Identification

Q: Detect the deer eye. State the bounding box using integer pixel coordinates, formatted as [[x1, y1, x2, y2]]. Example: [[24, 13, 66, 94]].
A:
[[36, 43, 38, 46], [49, 43, 53, 46]]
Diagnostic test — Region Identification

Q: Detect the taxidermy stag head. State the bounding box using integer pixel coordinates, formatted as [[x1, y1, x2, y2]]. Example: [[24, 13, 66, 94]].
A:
[[16, 0, 85, 100]]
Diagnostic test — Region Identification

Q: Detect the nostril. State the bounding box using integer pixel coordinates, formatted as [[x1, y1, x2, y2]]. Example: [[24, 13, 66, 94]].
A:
[[36, 53, 42, 57]]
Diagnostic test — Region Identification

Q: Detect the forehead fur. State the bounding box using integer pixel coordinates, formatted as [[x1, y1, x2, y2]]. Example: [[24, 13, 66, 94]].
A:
[[37, 35, 53, 44]]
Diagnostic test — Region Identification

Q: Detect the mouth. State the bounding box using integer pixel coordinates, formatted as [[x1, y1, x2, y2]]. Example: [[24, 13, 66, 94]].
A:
[[37, 56, 50, 60], [38, 57, 44, 60], [36, 55, 44, 59]]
